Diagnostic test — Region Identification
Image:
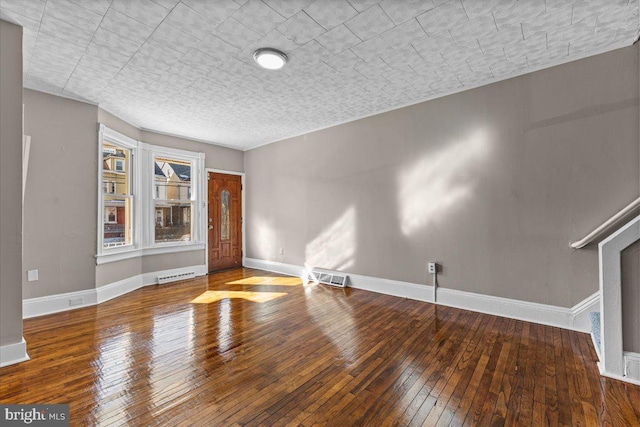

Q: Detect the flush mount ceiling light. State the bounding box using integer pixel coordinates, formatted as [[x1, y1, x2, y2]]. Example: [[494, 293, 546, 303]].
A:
[[253, 48, 288, 70]]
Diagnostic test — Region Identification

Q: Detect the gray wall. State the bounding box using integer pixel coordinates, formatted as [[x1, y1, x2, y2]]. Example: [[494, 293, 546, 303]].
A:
[[98, 108, 141, 141], [622, 240, 640, 353], [245, 44, 640, 308], [0, 20, 23, 346], [141, 131, 244, 172], [623, 43, 640, 355], [23, 89, 98, 298]]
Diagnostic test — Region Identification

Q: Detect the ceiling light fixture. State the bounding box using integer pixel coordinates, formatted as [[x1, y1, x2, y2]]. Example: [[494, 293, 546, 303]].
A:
[[253, 48, 288, 70]]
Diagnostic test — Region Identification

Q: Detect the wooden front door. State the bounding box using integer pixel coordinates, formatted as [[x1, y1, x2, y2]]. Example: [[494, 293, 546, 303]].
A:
[[208, 172, 242, 272]]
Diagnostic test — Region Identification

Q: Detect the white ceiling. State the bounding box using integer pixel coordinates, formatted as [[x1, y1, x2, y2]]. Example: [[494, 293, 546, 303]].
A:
[[1, 0, 638, 150]]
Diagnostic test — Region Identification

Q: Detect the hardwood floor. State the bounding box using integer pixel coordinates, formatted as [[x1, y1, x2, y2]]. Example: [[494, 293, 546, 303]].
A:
[[1, 268, 639, 426]]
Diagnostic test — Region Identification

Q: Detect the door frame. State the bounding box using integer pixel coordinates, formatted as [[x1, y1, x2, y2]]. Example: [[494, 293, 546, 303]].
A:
[[205, 168, 245, 273]]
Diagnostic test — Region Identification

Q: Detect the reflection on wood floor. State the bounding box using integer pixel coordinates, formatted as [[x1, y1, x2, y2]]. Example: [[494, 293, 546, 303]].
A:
[[1, 267, 639, 426]]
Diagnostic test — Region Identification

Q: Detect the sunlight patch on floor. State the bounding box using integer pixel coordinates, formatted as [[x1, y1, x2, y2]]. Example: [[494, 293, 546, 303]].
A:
[[191, 291, 288, 304], [226, 276, 303, 286]]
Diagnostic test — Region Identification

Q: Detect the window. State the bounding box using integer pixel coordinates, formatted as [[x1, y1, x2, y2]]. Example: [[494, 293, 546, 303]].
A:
[[101, 140, 133, 249], [153, 157, 193, 243], [97, 125, 205, 264]]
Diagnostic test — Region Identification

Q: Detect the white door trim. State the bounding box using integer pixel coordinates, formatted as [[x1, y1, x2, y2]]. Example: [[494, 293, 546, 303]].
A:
[[598, 214, 640, 380]]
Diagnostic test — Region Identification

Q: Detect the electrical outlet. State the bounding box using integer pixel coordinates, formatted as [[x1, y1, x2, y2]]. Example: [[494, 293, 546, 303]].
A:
[[27, 269, 39, 282], [428, 262, 437, 274], [279, 248, 284, 255]]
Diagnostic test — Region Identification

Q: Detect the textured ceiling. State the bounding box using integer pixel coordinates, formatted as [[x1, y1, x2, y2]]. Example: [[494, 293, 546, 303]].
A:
[[1, 0, 638, 150]]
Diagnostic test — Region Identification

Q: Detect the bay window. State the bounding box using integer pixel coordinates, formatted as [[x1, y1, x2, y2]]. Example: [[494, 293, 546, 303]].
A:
[[97, 125, 205, 264]]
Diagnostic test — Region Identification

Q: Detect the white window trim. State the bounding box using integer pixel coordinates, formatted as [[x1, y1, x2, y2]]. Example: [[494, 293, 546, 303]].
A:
[[144, 143, 205, 249], [97, 125, 139, 258], [95, 244, 206, 265], [96, 126, 206, 265]]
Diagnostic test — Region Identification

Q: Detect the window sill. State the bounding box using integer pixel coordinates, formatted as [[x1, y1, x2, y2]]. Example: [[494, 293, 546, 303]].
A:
[[96, 243, 206, 265]]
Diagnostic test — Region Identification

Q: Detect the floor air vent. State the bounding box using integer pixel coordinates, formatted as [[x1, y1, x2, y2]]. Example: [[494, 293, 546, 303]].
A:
[[157, 271, 196, 284], [311, 269, 348, 288]]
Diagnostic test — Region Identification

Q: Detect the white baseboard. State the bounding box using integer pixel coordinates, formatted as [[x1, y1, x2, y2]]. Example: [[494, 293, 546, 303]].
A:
[[436, 287, 574, 330], [23, 265, 206, 319], [0, 337, 29, 368], [23, 288, 98, 319], [596, 353, 640, 386], [244, 258, 305, 278], [571, 291, 601, 332], [244, 258, 598, 333], [624, 352, 640, 384], [95, 275, 144, 304], [349, 273, 434, 303]]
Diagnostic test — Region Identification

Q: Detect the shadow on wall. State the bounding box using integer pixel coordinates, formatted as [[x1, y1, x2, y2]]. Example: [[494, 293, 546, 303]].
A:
[[398, 129, 491, 236], [304, 206, 356, 272]]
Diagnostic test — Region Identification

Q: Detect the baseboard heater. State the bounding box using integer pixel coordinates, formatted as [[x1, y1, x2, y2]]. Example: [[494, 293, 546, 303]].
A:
[[157, 271, 196, 284], [310, 269, 348, 288]]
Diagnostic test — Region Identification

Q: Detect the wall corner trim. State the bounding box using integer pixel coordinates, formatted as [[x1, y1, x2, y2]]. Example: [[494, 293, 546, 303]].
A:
[[571, 291, 601, 332], [244, 258, 598, 333], [23, 265, 207, 319], [597, 352, 640, 386], [598, 214, 640, 379], [624, 352, 640, 384], [0, 338, 29, 368]]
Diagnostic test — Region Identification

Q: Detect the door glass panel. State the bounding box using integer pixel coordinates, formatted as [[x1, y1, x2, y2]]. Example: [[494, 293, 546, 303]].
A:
[[221, 190, 230, 241]]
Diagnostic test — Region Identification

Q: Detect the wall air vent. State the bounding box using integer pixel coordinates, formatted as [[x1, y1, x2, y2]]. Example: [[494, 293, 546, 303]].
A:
[[310, 269, 348, 288], [157, 271, 196, 285]]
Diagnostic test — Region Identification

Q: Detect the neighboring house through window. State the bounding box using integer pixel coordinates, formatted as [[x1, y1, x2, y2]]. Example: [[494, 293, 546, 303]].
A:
[[100, 134, 134, 251], [154, 157, 193, 243], [105, 207, 117, 223]]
